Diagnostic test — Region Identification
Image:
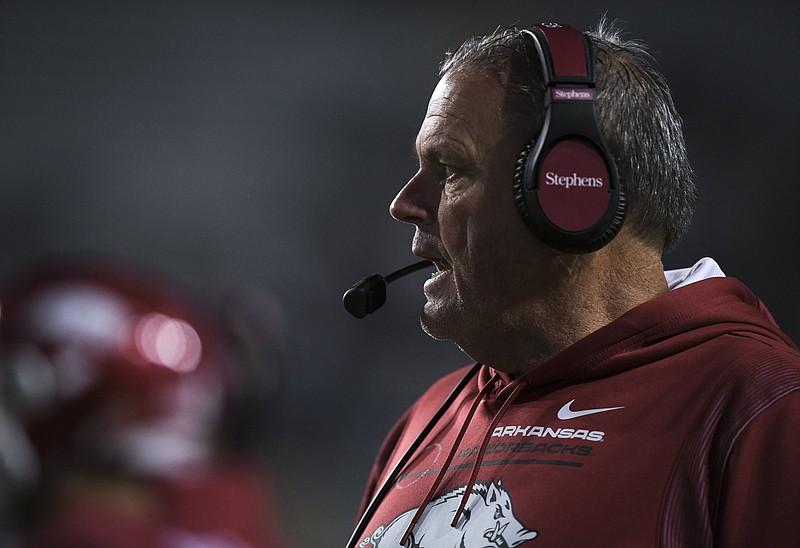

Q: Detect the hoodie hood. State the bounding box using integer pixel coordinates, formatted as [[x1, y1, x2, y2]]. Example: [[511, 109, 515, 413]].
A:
[[478, 263, 795, 400]]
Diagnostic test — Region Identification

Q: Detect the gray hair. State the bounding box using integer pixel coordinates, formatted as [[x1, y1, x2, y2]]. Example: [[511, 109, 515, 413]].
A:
[[439, 19, 697, 252]]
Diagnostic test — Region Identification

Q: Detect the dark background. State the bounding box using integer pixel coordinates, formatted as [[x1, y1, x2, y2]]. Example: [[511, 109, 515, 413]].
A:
[[1, 1, 798, 546]]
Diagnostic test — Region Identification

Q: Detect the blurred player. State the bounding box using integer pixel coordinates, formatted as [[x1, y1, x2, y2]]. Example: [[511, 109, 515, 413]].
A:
[[0, 259, 294, 547]]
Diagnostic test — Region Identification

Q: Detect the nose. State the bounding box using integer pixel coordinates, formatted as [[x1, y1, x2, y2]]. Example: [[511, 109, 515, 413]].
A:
[[389, 170, 439, 226]]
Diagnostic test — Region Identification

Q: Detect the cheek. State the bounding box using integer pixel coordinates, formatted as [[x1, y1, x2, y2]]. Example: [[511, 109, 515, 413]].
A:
[[437, 194, 473, 259], [470, 204, 534, 287], [445, 203, 510, 282], [439, 181, 531, 277]]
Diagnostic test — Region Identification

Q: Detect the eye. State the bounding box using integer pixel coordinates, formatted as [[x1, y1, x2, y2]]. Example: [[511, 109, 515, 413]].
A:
[[437, 163, 457, 184], [494, 505, 505, 519]]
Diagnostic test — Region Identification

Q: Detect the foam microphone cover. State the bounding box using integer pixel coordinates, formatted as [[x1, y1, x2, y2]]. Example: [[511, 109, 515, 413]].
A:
[[343, 274, 386, 319]]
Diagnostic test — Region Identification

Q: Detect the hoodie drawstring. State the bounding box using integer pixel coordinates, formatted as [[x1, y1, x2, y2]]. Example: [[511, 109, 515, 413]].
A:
[[450, 378, 527, 528], [399, 372, 501, 546]]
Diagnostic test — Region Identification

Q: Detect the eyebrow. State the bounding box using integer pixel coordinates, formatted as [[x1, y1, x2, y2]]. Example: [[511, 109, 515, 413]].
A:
[[415, 144, 450, 168], [416, 136, 479, 174]]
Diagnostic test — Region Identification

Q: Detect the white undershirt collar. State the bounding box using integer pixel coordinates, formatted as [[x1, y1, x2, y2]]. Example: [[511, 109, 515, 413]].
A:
[[665, 257, 726, 291]]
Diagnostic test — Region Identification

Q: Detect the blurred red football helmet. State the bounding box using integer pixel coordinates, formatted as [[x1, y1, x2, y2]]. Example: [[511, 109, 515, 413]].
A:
[[0, 260, 233, 485]]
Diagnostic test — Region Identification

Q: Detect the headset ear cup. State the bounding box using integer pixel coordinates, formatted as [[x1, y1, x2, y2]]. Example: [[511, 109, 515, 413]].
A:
[[512, 140, 535, 230], [598, 177, 627, 247], [574, 177, 627, 253], [512, 137, 627, 254]]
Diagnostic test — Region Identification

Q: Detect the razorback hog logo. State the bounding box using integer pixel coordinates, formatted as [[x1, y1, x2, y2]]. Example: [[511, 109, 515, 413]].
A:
[[359, 480, 537, 547]]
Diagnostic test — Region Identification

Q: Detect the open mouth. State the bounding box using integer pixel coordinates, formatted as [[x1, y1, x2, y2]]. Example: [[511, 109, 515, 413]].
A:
[[424, 260, 451, 292], [429, 259, 450, 278]]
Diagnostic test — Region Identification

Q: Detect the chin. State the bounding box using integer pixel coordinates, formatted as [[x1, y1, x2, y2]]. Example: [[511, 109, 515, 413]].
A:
[[419, 300, 470, 346], [420, 316, 480, 363], [419, 302, 452, 342]]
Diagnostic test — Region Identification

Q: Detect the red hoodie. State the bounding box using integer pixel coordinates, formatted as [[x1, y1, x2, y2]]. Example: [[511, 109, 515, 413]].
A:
[[353, 272, 800, 547]]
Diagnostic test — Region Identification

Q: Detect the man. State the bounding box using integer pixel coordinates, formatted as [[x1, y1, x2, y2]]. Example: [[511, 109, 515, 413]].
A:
[[349, 20, 800, 548]]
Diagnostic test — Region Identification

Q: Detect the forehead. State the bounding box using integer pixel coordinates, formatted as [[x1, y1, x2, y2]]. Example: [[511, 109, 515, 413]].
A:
[[416, 72, 506, 160]]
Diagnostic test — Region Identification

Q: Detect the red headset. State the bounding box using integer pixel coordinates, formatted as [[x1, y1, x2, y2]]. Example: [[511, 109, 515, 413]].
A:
[[513, 22, 626, 253]]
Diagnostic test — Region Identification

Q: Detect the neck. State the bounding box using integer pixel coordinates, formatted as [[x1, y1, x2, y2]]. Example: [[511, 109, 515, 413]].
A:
[[478, 235, 667, 376]]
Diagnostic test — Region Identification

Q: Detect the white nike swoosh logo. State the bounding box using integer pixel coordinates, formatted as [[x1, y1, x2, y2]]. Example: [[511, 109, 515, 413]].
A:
[[557, 399, 625, 420]]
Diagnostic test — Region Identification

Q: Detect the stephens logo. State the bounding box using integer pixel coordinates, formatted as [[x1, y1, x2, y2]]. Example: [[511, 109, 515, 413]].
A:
[[552, 88, 593, 101], [545, 171, 604, 189]]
